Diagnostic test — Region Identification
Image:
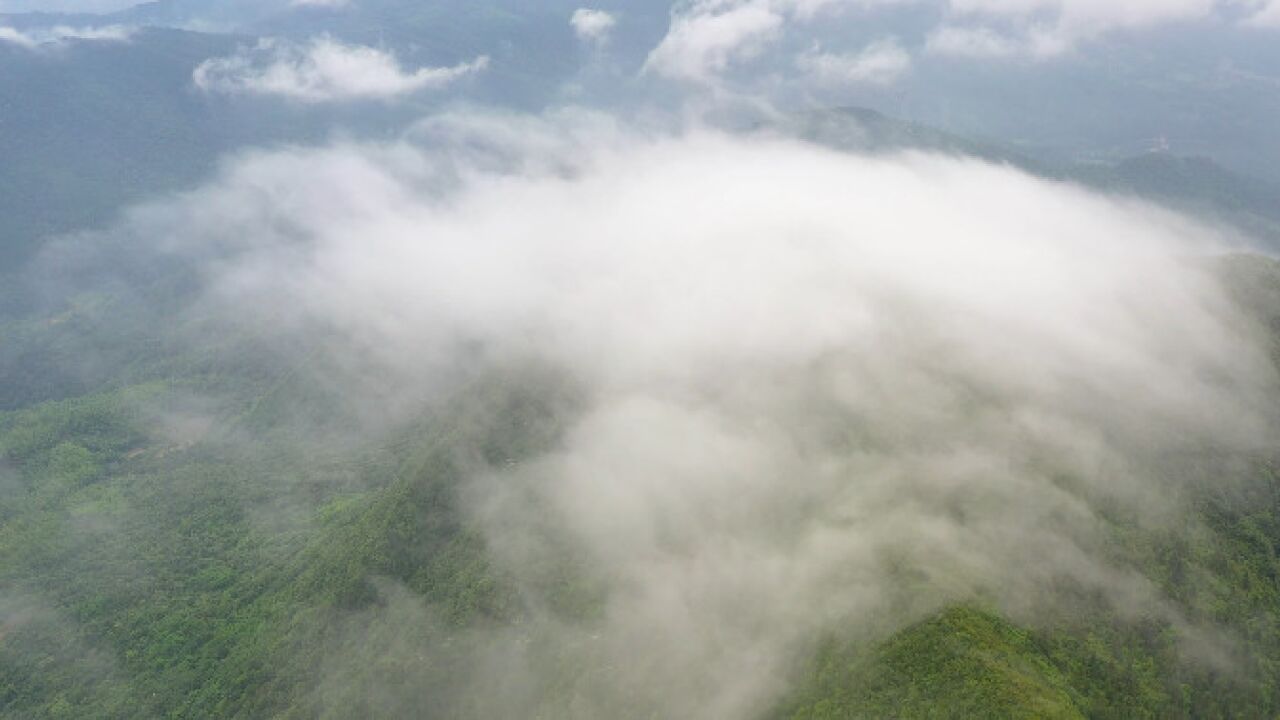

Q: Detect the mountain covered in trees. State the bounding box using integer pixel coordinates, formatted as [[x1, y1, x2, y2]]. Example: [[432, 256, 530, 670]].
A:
[[5, 1, 1280, 718]]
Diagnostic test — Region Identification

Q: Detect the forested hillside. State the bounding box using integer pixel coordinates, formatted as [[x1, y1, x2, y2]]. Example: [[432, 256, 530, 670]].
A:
[[5, 1, 1280, 717], [3, 202, 1280, 717]]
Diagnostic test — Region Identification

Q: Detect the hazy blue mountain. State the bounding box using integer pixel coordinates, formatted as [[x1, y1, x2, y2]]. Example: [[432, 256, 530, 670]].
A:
[[790, 106, 1048, 170], [794, 106, 1280, 249], [0, 28, 241, 268], [0, 25, 442, 271], [1079, 153, 1280, 244], [0, 1, 661, 273]]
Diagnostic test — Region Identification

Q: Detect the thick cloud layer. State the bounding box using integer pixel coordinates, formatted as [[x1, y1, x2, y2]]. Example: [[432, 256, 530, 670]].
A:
[[1249, 0, 1280, 25], [101, 113, 1277, 716]]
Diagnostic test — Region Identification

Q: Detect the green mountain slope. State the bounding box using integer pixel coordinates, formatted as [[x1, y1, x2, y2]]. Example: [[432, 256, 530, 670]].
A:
[[777, 607, 1084, 720], [2, 69, 1280, 715], [2, 257, 1280, 718], [0, 368, 572, 718]]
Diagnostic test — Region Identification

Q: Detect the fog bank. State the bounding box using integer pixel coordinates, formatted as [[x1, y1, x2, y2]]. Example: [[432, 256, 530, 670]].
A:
[[82, 114, 1280, 716]]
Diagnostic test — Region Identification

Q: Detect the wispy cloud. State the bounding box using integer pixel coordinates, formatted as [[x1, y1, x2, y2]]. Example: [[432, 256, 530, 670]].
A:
[[642, 0, 1280, 75], [571, 8, 618, 45], [642, 1, 933, 84], [930, 0, 1268, 58], [0, 24, 134, 50], [0, 0, 135, 10], [193, 37, 488, 103], [644, 1, 787, 82], [797, 37, 911, 84], [1245, 0, 1280, 25], [925, 24, 1024, 58]]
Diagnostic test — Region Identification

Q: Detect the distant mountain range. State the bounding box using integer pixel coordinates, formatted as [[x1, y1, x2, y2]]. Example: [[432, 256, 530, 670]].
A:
[[2, 4, 1278, 272], [0, 28, 319, 270], [798, 107, 1280, 247]]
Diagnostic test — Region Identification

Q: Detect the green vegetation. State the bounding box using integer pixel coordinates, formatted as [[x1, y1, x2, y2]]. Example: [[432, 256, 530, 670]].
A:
[[2, 329, 1279, 718], [0, 370, 565, 718], [3, 260, 1280, 718], [3, 178, 1280, 718], [778, 607, 1083, 720]]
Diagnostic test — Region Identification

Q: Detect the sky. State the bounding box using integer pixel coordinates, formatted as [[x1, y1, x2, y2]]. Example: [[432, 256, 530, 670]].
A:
[[0, 0, 136, 11], [8, 0, 1275, 173]]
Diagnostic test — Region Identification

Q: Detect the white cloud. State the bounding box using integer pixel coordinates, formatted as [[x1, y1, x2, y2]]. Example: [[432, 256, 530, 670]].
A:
[[950, 0, 1216, 25], [797, 37, 912, 84], [934, 0, 1280, 50], [926, 24, 1024, 57], [1245, 0, 1280, 25], [0, 25, 134, 49], [107, 115, 1274, 716], [939, 0, 1223, 57], [644, 1, 786, 82], [940, 0, 1280, 48], [571, 8, 618, 44], [786, 0, 913, 19], [193, 37, 488, 103], [643, 0, 895, 82], [0, 27, 35, 49], [644, 0, 1280, 71]]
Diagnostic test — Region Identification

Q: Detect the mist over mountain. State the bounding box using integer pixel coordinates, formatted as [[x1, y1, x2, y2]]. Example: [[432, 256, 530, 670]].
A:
[[3, 2, 1280, 719]]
